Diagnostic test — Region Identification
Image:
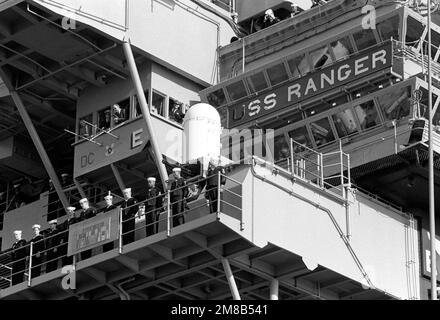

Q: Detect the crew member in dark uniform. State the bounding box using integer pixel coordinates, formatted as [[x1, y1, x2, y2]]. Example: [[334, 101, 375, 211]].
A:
[[30, 224, 45, 278], [102, 194, 117, 252], [45, 219, 59, 273], [78, 198, 97, 260], [262, 9, 280, 29], [205, 161, 226, 214], [60, 206, 78, 266], [168, 168, 188, 227], [121, 188, 138, 245], [10, 230, 28, 285], [145, 177, 162, 236]]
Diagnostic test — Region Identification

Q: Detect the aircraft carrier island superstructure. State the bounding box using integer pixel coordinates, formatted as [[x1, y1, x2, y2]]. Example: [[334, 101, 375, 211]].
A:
[[0, 0, 439, 300]]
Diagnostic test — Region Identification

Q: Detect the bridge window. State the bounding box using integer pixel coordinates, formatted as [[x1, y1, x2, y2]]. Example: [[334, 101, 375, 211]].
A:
[[331, 37, 354, 61], [134, 90, 149, 118], [287, 54, 310, 77], [354, 100, 380, 130], [332, 109, 358, 138], [433, 106, 440, 126], [267, 63, 289, 86], [406, 16, 424, 46], [169, 98, 185, 124], [274, 134, 290, 162], [247, 71, 269, 93], [152, 91, 166, 117], [353, 29, 378, 51], [310, 45, 333, 70], [288, 126, 312, 148], [218, 107, 228, 127], [310, 118, 335, 146], [112, 98, 130, 126], [419, 87, 439, 119], [207, 88, 227, 107], [377, 15, 400, 42], [98, 107, 111, 130], [79, 114, 93, 138], [226, 80, 248, 101], [422, 29, 440, 60], [377, 86, 411, 121]]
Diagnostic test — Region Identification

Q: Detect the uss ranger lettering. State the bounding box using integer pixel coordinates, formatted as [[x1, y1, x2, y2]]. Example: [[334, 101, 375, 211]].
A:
[[171, 304, 205, 318]]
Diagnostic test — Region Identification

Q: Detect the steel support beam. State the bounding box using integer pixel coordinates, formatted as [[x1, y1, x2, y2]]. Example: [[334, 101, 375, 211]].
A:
[[221, 258, 241, 300], [110, 163, 126, 192], [270, 279, 279, 300], [427, 1, 438, 301], [74, 178, 87, 200], [122, 41, 169, 191], [0, 69, 69, 210]]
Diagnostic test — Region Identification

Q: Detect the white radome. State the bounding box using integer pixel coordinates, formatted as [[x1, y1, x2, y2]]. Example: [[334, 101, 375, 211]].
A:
[[183, 103, 222, 163]]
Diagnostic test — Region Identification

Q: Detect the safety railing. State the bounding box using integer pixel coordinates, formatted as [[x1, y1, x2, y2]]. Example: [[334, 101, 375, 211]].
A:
[[0, 172, 242, 291], [393, 38, 440, 79], [275, 138, 351, 198], [120, 172, 243, 246]]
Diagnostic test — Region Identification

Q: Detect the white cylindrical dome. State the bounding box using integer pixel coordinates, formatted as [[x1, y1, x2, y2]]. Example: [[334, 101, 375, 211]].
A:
[[183, 103, 222, 163]]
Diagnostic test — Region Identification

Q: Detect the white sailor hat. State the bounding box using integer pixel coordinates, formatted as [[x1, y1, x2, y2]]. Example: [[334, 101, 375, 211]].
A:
[[61, 173, 69, 178], [79, 198, 88, 204], [13, 230, 22, 235], [172, 167, 181, 173], [265, 9, 274, 15], [123, 188, 132, 193], [147, 177, 156, 182], [104, 194, 113, 200], [13, 184, 20, 188], [32, 224, 41, 229], [67, 206, 76, 211], [49, 219, 58, 225]]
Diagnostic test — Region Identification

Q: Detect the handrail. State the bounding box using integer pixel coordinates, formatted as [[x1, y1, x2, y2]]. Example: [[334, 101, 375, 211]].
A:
[[0, 173, 243, 291]]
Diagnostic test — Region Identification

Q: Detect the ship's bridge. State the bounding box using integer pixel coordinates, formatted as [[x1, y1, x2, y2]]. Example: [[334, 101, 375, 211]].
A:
[[0, 146, 419, 300]]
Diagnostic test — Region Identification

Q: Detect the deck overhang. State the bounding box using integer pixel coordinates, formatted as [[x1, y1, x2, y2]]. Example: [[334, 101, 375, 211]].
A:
[[0, 212, 393, 300]]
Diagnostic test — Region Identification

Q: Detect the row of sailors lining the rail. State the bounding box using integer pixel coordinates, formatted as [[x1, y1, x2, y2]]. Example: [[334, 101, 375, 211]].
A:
[[3, 165, 226, 286]]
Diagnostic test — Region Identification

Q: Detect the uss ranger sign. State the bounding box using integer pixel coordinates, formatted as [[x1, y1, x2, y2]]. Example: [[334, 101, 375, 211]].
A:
[[228, 41, 393, 127]]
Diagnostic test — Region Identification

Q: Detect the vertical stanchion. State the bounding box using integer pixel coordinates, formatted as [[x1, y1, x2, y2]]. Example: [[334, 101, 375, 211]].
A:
[[320, 153, 324, 188], [242, 37, 245, 73], [427, 1, 437, 301], [119, 207, 123, 254], [270, 279, 279, 300], [217, 171, 221, 216], [167, 190, 171, 237], [290, 138, 294, 175], [221, 258, 241, 300], [27, 242, 33, 287], [72, 254, 76, 274], [339, 140, 344, 191]]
